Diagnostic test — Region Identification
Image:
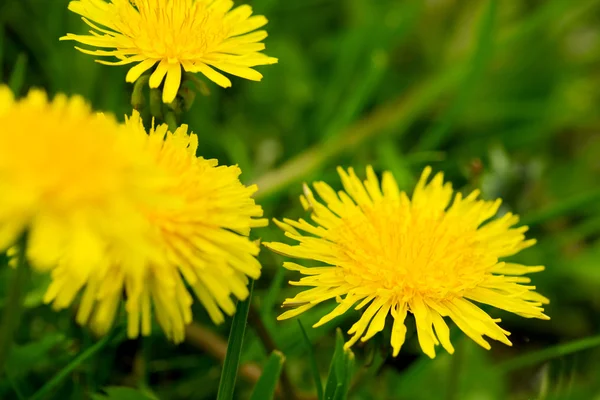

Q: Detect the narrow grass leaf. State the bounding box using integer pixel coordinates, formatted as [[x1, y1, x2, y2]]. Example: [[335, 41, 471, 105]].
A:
[[496, 335, 600, 373], [333, 348, 354, 400], [0, 236, 30, 374], [260, 266, 286, 316], [217, 280, 254, 400], [8, 53, 27, 95], [298, 320, 324, 400], [416, 0, 497, 151], [6, 333, 65, 376], [249, 351, 285, 400], [91, 386, 154, 400], [5, 372, 25, 400], [519, 189, 600, 227], [317, 2, 421, 139], [0, 24, 4, 80], [253, 65, 463, 199], [325, 328, 353, 400], [29, 329, 125, 400]]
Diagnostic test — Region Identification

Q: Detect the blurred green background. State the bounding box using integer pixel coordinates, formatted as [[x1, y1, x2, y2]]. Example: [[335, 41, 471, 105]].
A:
[[1, 0, 600, 399]]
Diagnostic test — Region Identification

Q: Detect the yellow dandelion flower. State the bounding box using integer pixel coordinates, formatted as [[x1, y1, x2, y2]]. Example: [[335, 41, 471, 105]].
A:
[[265, 166, 549, 358], [64, 111, 267, 342], [0, 85, 158, 297], [62, 0, 278, 103]]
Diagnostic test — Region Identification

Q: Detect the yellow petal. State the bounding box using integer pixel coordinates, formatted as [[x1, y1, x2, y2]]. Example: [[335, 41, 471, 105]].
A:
[[162, 63, 182, 103]]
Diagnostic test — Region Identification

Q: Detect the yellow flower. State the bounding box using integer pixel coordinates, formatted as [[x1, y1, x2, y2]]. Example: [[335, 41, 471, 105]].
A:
[[265, 166, 549, 358], [69, 112, 267, 342], [62, 0, 278, 103], [0, 86, 265, 341], [0, 85, 158, 305]]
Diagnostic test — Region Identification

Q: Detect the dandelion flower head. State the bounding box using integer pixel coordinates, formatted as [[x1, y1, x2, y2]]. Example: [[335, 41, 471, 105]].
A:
[[66, 112, 268, 342], [62, 0, 278, 103], [0, 85, 157, 293], [265, 166, 549, 358]]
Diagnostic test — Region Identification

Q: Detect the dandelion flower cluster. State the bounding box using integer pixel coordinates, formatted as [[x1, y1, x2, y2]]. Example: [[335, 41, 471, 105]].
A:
[[111, 112, 267, 341], [62, 0, 278, 103], [265, 166, 549, 358], [0, 85, 156, 280], [0, 86, 266, 341]]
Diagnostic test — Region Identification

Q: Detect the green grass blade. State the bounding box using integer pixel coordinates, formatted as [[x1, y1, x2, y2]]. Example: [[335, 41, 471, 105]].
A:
[[496, 335, 600, 373], [253, 65, 463, 199], [324, 329, 349, 400], [217, 280, 254, 400], [332, 348, 354, 400], [416, 0, 497, 151], [249, 351, 285, 400], [519, 189, 600, 227], [260, 266, 286, 316], [92, 386, 154, 400], [0, 236, 30, 374], [298, 320, 324, 400], [6, 372, 25, 400], [7, 53, 27, 95], [0, 23, 4, 81], [29, 329, 125, 400]]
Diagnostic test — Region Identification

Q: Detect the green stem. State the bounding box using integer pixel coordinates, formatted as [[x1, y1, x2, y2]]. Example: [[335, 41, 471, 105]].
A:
[[0, 234, 30, 374], [248, 306, 298, 400], [29, 330, 124, 400], [217, 281, 254, 400], [252, 66, 462, 199], [6, 371, 25, 400], [496, 335, 600, 373]]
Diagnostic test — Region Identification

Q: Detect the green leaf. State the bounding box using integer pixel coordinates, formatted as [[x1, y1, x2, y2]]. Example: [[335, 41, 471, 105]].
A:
[[324, 329, 354, 400], [8, 53, 27, 95], [416, 0, 497, 151], [0, 237, 30, 374], [92, 386, 155, 400], [29, 329, 125, 400], [298, 320, 324, 400], [0, 23, 4, 80], [249, 350, 285, 400], [6, 333, 66, 376], [217, 280, 254, 400], [333, 350, 354, 400], [496, 334, 600, 373], [519, 189, 600, 227]]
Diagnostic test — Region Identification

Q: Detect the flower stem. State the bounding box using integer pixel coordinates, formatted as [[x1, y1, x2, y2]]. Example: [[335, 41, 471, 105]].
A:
[[248, 305, 298, 400], [0, 233, 30, 374]]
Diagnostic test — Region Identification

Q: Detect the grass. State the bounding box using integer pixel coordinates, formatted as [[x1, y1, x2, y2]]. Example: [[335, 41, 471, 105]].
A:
[[1, 0, 600, 399]]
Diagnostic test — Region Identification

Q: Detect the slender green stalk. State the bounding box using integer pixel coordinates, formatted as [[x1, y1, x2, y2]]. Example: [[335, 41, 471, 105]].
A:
[[217, 280, 254, 400], [0, 234, 30, 374], [496, 335, 600, 373], [250, 0, 596, 200], [6, 371, 25, 400], [249, 351, 285, 400], [248, 306, 297, 400], [29, 330, 124, 400], [253, 66, 462, 199], [298, 320, 323, 400], [7, 53, 27, 95], [519, 189, 600, 227], [416, 0, 497, 151]]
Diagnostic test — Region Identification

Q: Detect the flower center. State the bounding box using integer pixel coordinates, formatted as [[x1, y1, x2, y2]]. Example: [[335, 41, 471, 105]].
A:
[[333, 199, 492, 302], [121, 0, 230, 61]]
